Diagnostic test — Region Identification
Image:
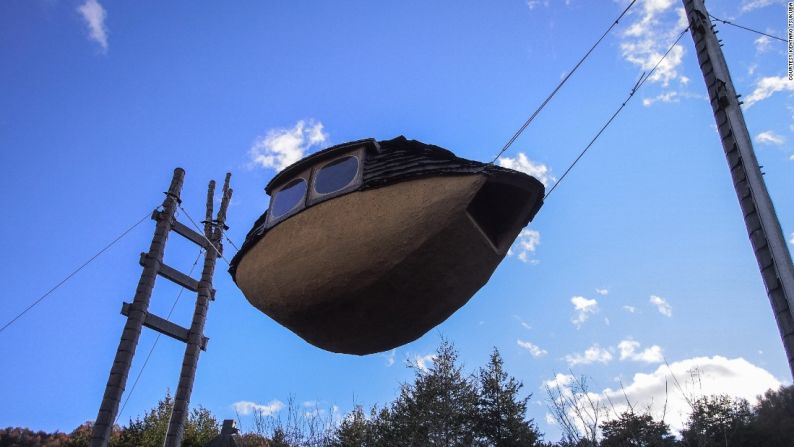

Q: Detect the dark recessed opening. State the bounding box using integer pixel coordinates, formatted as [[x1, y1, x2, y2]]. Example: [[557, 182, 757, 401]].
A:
[[466, 180, 532, 251]]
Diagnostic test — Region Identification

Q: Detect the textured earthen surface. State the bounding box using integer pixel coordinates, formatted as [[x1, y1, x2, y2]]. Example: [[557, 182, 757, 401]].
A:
[[236, 175, 526, 354]]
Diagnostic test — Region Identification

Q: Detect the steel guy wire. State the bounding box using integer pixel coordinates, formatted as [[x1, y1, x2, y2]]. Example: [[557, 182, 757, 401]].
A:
[[709, 13, 786, 43], [544, 27, 690, 200], [489, 0, 639, 164], [0, 208, 155, 335]]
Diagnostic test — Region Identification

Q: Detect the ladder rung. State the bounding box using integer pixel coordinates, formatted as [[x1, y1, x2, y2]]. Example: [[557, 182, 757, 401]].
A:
[[121, 302, 208, 350], [139, 253, 200, 292], [171, 219, 208, 249]]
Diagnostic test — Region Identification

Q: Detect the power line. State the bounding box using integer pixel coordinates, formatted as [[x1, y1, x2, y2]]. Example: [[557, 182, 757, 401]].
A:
[[177, 204, 231, 265], [224, 235, 240, 252], [489, 0, 639, 164], [708, 13, 786, 43], [0, 209, 155, 335], [115, 249, 204, 425], [544, 28, 690, 200]]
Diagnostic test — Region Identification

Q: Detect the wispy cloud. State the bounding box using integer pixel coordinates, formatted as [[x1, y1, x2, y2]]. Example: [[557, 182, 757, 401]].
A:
[[77, 0, 108, 52], [232, 400, 285, 416], [740, 0, 781, 13], [620, 1, 688, 87], [617, 339, 664, 363], [526, 0, 550, 10], [595, 288, 609, 296], [413, 353, 436, 372], [649, 295, 672, 317], [571, 296, 599, 328], [650, 295, 672, 317], [498, 153, 555, 187], [744, 76, 794, 108], [508, 229, 541, 264], [384, 349, 396, 367], [754, 35, 772, 53], [249, 120, 328, 171], [517, 339, 548, 357], [513, 315, 532, 330], [643, 91, 679, 107], [755, 130, 786, 145], [564, 344, 613, 366], [622, 305, 638, 314]]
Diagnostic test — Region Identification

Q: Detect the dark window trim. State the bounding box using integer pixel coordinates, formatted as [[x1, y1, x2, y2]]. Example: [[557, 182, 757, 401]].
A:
[[307, 147, 365, 207], [266, 168, 311, 228]]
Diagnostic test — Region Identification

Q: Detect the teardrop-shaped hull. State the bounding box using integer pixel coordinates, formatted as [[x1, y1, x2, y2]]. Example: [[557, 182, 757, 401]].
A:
[[235, 173, 539, 354]]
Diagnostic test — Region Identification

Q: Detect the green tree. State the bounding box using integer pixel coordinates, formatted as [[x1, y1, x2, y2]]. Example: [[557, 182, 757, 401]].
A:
[[749, 385, 794, 447], [329, 406, 377, 447], [599, 411, 676, 447], [116, 392, 219, 447], [680, 395, 755, 447], [384, 339, 479, 446], [475, 348, 542, 446]]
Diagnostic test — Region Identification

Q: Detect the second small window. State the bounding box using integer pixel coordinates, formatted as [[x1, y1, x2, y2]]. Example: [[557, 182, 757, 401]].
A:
[[314, 156, 359, 195]]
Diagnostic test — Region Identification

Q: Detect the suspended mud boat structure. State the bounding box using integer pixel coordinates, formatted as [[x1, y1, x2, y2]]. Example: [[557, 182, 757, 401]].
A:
[[230, 136, 544, 355]]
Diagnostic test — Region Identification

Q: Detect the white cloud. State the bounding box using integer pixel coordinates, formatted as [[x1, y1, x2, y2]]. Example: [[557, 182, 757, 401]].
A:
[[508, 228, 541, 264], [571, 296, 599, 327], [77, 0, 108, 52], [413, 353, 436, 372], [618, 339, 664, 363], [497, 153, 555, 187], [526, 0, 549, 9], [744, 76, 794, 108], [740, 0, 780, 13], [385, 349, 396, 367], [620, 1, 687, 87], [565, 344, 613, 366], [595, 288, 609, 296], [249, 120, 328, 171], [643, 91, 679, 107], [755, 130, 786, 145], [543, 372, 575, 390], [789, 232, 794, 245], [622, 305, 638, 313], [513, 315, 532, 330], [232, 400, 285, 416], [518, 339, 548, 358], [650, 295, 672, 317], [754, 35, 772, 53], [593, 356, 781, 433]]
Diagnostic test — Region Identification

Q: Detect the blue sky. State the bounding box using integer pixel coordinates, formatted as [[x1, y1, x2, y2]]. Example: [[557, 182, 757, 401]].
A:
[[2, 0, 793, 440]]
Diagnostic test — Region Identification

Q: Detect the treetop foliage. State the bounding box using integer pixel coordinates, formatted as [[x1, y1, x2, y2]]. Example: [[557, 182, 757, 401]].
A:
[[3, 340, 793, 447]]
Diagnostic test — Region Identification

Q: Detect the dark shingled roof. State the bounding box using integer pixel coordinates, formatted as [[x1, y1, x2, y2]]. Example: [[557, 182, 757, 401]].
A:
[[229, 136, 542, 280]]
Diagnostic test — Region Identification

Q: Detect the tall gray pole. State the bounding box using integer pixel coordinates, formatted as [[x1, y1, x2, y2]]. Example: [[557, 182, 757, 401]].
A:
[[683, 0, 794, 378], [91, 168, 185, 447], [164, 174, 232, 447]]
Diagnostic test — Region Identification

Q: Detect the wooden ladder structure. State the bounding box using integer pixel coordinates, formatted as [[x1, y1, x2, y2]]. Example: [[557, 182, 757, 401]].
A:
[[91, 168, 233, 447]]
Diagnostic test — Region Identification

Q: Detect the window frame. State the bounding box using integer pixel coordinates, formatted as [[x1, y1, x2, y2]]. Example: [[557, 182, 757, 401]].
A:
[[266, 168, 311, 227], [306, 147, 365, 206]]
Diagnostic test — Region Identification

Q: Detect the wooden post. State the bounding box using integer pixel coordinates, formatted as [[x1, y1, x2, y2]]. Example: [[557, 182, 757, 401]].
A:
[[683, 0, 794, 378], [164, 174, 233, 447], [91, 168, 185, 447]]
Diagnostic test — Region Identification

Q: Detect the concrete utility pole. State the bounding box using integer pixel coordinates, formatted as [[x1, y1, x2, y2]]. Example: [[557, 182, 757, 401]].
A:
[[91, 169, 232, 447], [165, 174, 232, 447], [683, 0, 794, 378], [91, 168, 185, 446]]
